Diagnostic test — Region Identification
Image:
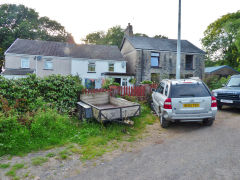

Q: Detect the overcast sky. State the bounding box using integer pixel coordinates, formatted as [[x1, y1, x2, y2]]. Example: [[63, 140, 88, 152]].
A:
[[1, 0, 240, 48]]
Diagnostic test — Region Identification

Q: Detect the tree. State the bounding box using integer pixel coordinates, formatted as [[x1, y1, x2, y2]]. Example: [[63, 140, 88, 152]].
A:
[[0, 4, 69, 72], [201, 11, 240, 70], [154, 34, 168, 39], [83, 26, 124, 47], [134, 33, 149, 37]]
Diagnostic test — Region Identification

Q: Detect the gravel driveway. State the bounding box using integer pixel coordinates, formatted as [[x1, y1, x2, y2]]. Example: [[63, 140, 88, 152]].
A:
[[67, 107, 240, 180]]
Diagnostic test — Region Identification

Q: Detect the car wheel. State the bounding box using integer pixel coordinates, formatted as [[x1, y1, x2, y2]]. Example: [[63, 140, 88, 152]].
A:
[[202, 118, 214, 126], [160, 115, 170, 128], [217, 105, 222, 110]]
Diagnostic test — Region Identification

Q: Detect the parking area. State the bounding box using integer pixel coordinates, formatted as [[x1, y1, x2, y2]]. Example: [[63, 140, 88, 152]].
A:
[[68, 107, 240, 180]]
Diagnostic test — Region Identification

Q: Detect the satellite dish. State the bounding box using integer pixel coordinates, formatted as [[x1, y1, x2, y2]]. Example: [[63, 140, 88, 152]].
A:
[[121, 62, 126, 68], [36, 56, 42, 61]]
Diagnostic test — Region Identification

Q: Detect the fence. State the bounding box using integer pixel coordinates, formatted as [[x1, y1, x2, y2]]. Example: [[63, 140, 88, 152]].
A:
[[82, 84, 158, 97]]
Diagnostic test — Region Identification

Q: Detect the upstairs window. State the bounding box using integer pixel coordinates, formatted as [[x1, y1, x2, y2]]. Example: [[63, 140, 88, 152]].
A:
[[108, 63, 114, 72], [21, 58, 30, 68], [185, 55, 193, 70], [151, 52, 160, 67], [88, 63, 96, 72], [44, 59, 53, 70]]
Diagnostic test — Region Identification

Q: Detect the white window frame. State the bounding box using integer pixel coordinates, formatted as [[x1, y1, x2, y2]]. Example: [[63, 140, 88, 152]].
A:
[[21, 58, 30, 68], [44, 59, 53, 70], [88, 62, 96, 72], [122, 78, 128, 86], [108, 63, 114, 72]]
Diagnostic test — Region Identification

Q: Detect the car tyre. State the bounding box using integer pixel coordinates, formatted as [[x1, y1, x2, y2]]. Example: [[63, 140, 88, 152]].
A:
[[160, 115, 170, 128], [202, 118, 214, 126], [217, 105, 222, 110]]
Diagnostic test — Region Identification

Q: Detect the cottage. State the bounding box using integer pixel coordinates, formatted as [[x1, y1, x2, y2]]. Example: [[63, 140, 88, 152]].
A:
[[120, 24, 205, 84], [205, 65, 240, 78], [2, 38, 134, 88]]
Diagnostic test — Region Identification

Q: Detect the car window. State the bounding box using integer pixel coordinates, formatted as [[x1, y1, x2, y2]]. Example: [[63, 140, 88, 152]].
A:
[[170, 83, 210, 98], [227, 77, 240, 87], [164, 84, 168, 96], [156, 82, 165, 94]]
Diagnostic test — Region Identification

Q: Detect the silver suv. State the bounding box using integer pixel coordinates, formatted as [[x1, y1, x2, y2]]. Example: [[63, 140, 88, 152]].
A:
[[152, 78, 217, 128]]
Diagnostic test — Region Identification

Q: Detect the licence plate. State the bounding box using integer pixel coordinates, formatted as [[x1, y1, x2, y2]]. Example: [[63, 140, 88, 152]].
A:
[[183, 103, 200, 108], [220, 99, 233, 103]]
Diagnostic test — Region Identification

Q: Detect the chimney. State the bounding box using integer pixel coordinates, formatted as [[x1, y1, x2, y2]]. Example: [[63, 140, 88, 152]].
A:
[[124, 23, 133, 37]]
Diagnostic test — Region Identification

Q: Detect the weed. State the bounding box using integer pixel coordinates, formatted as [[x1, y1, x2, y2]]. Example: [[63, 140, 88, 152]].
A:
[[58, 150, 71, 160], [46, 152, 56, 158], [0, 163, 10, 168], [5, 169, 16, 176], [31, 157, 48, 166], [12, 163, 24, 170], [5, 163, 24, 177], [70, 147, 81, 154]]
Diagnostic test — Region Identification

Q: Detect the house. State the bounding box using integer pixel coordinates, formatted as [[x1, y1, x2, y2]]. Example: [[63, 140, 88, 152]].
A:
[[205, 65, 240, 78], [120, 23, 205, 84], [2, 38, 134, 88]]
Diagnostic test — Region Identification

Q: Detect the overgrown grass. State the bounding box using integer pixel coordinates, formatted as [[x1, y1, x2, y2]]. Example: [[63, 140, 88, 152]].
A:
[[0, 100, 157, 160], [5, 163, 24, 177], [31, 157, 48, 166], [0, 163, 10, 168]]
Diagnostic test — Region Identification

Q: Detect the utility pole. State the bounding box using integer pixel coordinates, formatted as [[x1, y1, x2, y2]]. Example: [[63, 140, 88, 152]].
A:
[[176, 0, 181, 79]]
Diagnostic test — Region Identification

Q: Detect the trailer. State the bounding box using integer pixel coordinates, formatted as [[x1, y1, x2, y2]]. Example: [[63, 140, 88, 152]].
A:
[[77, 92, 141, 124]]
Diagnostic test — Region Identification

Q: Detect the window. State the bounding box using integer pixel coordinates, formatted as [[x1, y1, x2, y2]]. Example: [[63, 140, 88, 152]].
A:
[[170, 84, 210, 98], [185, 74, 193, 78], [185, 55, 193, 70], [151, 52, 160, 67], [169, 74, 176, 79], [44, 60, 53, 70], [88, 63, 95, 72], [156, 82, 165, 94], [108, 63, 114, 72], [21, 58, 30, 68], [122, 78, 127, 86], [151, 73, 160, 83], [164, 85, 169, 96]]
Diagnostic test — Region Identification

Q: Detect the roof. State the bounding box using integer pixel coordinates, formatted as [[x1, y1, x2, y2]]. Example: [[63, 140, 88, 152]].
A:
[[102, 72, 135, 76], [121, 36, 205, 54], [5, 39, 125, 61], [1, 68, 34, 75], [205, 65, 240, 74]]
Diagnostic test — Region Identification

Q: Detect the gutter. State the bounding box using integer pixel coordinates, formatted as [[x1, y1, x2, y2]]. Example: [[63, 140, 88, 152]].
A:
[[141, 49, 144, 82]]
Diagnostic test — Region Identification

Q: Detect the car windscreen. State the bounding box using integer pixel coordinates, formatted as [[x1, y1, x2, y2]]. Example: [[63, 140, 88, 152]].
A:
[[170, 83, 210, 98], [227, 77, 240, 87]]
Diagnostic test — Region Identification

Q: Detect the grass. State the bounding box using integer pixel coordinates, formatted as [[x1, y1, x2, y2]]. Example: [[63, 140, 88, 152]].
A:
[[0, 163, 10, 168], [31, 157, 48, 166], [5, 163, 24, 177], [1, 100, 157, 161]]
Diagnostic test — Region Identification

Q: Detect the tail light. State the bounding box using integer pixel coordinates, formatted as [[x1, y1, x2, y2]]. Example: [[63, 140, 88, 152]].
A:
[[164, 98, 172, 109], [211, 96, 217, 107]]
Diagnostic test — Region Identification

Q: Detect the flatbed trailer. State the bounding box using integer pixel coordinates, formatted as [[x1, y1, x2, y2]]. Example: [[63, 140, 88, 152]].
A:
[[77, 92, 141, 124]]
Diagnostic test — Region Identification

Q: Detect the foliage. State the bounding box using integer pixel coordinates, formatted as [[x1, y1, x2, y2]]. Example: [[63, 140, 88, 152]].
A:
[[202, 10, 240, 71], [102, 78, 120, 89], [153, 34, 168, 39], [129, 78, 136, 85], [83, 26, 124, 47], [31, 157, 48, 166], [0, 4, 69, 71], [141, 80, 153, 84], [0, 74, 83, 113], [204, 75, 230, 90], [134, 33, 149, 37]]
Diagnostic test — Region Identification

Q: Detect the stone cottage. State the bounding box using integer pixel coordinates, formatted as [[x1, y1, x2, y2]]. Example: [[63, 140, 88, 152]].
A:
[[120, 23, 205, 84]]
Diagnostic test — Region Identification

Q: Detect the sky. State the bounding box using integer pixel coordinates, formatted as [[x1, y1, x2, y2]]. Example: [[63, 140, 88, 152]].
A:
[[1, 0, 240, 49]]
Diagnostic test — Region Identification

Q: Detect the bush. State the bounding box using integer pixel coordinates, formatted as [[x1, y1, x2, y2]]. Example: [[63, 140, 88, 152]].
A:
[[204, 75, 230, 90], [141, 80, 153, 84], [0, 74, 83, 113]]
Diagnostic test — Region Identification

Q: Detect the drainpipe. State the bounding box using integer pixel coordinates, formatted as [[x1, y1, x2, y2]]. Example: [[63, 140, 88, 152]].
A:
[[141, 50, 144, 82]]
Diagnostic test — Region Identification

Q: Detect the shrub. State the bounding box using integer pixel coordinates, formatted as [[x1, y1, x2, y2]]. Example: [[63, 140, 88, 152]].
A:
[[204, 75, 230, 90], [141, 80, 153, 84]]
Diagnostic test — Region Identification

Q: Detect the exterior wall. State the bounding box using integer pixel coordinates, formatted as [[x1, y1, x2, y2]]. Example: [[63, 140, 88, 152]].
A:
[[1, 75, 28, 79], [5, 54, 71, 77], [137, 50, 205, 83], [71, 58, 127, 87], [120, 40, 138, 75]]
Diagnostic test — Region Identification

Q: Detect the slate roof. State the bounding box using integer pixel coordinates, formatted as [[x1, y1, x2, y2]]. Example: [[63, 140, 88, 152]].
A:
[[5, 39, 125, 61], [122, 36, 205, 54], [2, 68, 34, 75], [205, 65, 240, 74]]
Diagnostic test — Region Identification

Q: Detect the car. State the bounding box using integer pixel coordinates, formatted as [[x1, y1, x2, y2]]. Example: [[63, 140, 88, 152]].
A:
[[212, 74, 240, 110], [152, 78, 217, 128]]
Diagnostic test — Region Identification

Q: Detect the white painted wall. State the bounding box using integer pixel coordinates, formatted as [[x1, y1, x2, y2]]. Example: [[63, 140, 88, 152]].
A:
[[71, 58, 127, 86]]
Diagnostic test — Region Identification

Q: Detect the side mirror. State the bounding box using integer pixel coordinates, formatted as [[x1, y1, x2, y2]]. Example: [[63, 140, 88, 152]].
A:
[[152, 88, 156, 92]]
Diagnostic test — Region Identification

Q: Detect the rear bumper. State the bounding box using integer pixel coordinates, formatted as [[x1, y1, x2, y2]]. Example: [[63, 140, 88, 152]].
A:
[[163, 108, 217, 122]]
